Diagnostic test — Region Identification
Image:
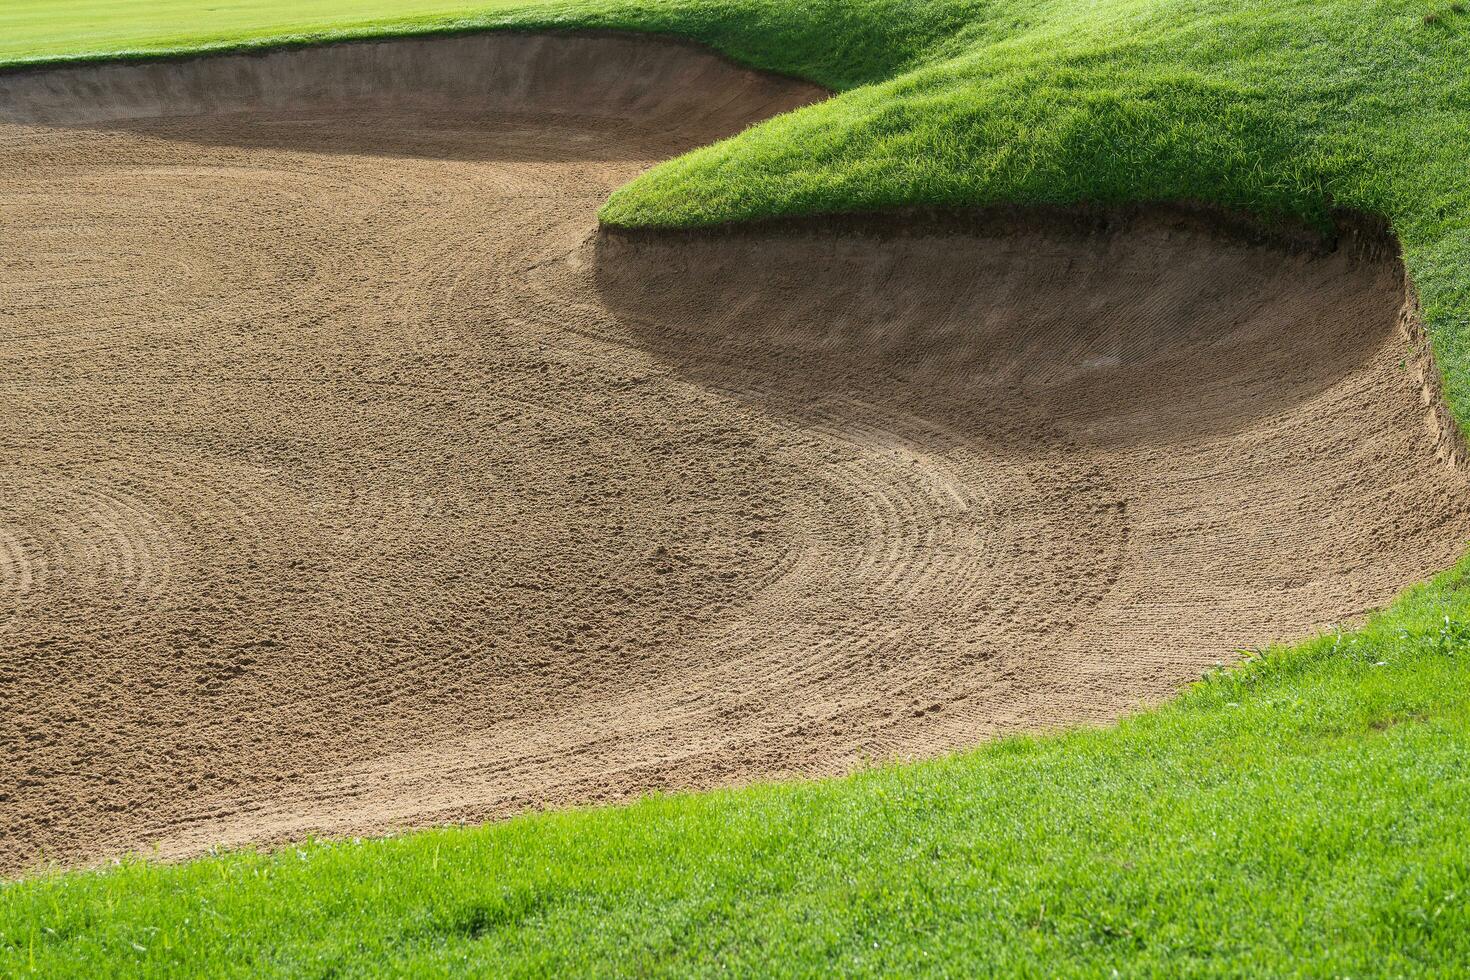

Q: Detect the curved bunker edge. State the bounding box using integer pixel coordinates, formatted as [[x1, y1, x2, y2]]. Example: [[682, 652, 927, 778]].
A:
[[2, 31, 1468, 873]]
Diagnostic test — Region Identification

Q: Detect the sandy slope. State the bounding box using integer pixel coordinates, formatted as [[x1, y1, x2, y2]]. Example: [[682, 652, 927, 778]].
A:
[[2, 34, 1467, 873]]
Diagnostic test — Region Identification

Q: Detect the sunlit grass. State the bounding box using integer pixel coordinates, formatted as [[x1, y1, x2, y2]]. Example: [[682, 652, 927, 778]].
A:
[[0, 0, 527, 64]]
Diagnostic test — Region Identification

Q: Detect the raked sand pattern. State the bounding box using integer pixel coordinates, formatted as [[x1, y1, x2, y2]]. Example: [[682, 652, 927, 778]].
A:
[[2, 33, 1468, 873]]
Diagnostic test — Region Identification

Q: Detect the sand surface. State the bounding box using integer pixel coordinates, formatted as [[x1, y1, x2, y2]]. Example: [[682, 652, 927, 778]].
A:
[[3, 34, 1468, 873]]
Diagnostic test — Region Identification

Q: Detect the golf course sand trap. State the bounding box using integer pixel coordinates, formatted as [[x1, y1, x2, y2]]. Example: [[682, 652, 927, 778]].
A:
[[3, 33, 1469, 873]]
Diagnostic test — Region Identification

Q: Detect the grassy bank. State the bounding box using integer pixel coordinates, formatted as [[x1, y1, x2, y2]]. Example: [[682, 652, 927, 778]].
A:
[[5, 0, 1470, 974]]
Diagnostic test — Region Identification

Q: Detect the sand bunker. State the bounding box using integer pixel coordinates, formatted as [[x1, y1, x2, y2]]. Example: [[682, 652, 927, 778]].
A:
[[2, 33, 1468, 873]]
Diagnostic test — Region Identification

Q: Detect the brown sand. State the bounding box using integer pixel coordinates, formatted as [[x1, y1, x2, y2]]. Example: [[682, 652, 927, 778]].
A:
[[2, 33, 1468, 874]]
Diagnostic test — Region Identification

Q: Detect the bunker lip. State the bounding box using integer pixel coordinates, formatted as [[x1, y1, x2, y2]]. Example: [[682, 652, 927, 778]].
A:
[[0, 29, 829, 126], [600, 202, 1470, 467], [601, 200, 1389, 254], [3, 32, 1469, 876], [0, 27, 838, 97]]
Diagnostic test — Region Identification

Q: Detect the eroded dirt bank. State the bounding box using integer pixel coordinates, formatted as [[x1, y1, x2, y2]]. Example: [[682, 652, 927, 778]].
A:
[[2, 34, 1467, 873]]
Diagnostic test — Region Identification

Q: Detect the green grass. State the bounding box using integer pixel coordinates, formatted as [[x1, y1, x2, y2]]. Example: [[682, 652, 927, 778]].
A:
[[5, 0, 1470, 974], [0, 0, 529, 64]]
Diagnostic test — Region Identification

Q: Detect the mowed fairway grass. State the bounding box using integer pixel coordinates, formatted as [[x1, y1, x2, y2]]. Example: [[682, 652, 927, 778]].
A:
[[5, 0, 1470, 975], [0, 0, 527, 64]]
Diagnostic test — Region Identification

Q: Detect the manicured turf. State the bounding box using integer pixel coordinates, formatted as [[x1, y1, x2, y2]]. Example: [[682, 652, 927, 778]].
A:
[[4, 0, 1470, 975], [0, 0, 525, 64]]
